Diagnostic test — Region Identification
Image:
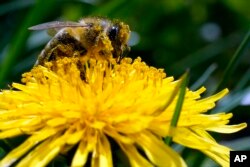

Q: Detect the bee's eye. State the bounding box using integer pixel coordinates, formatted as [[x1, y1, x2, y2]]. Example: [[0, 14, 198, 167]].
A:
[[108, 26, 119, 41]]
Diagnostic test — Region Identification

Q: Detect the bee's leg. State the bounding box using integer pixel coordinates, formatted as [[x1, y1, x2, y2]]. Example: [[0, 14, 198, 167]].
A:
[[117, 44, 130, 63], [76, 60, 87, 81], [49, 44, 74, 60], [95, 35, 114, 60]]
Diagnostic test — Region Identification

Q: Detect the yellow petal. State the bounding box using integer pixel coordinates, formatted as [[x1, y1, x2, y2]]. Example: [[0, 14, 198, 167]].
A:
[[0, 127, 58, 166], [0, 128, 23, 138], [207, 123, 247, 133], [119, 143, 153, 167], [202, 149, 229, 167], [66, 130, 84, 144], [134, 131, 187, 167], [173, 127, 231, 167], [71, 129, 97, 166], [91, 134, 112, 167], [17, 138, 60, 167], [172, 128, 210, 149], [46, 117, 67, 127], [199, 89, 229, 104], [19, 130, 70, 166], [104, 127, 134, 144], [71, 139, 92, 166], [0, 118, 42, 130]]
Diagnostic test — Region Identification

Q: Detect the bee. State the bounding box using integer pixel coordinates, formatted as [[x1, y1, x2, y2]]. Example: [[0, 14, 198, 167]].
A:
[[29, 17, 131, 66]]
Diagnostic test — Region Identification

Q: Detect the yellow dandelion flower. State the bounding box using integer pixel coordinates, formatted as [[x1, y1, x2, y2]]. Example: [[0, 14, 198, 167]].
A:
[[0, 56, 246, 167]]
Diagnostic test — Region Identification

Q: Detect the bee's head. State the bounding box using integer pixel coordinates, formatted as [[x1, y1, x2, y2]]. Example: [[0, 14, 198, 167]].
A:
[[107, 21, 131, 61]]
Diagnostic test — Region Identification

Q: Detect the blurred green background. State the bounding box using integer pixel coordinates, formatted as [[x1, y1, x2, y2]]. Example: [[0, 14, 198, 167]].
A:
[[0, 0, 250, 166]]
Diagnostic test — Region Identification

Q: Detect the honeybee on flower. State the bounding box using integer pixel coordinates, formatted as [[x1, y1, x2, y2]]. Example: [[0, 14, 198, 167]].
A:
[[29, 17, 131, 65]]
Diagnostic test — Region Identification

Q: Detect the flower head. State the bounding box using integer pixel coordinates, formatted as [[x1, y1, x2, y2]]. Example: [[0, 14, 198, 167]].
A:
[[0, 56, 246, 167]]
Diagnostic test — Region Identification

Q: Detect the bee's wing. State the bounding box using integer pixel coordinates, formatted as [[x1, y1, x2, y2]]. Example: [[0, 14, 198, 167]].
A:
[[28, 21, 90, 30]]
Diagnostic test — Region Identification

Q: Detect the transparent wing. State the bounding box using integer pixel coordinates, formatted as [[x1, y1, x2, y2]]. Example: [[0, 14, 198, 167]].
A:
[[28, 21, 91, 30]]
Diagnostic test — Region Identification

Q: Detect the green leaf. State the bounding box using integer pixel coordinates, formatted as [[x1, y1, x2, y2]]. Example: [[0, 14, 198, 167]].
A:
[[0, 0, 58, 88], [0, 0, 33, 16], [0, 147, 6, 159]]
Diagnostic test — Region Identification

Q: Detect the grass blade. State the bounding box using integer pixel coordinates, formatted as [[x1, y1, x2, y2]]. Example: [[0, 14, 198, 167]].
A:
[[215, 29, 250, 92], [165, 71, 189, 145], [190, 63, 217, 90]]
